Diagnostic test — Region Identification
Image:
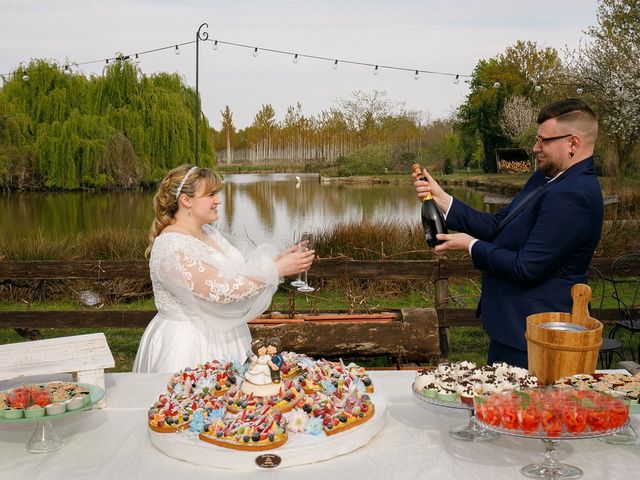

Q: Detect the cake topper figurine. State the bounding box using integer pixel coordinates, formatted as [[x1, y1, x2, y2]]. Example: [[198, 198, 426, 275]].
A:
[[240, 338, 283, 396], [267, 337, 283, 384]]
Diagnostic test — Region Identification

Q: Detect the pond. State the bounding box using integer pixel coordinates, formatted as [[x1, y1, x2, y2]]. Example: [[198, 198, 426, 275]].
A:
[[0, 174, 498, 246]]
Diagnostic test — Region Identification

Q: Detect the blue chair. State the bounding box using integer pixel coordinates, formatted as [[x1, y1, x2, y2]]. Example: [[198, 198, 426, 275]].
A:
[[608, 253, 640, 362]]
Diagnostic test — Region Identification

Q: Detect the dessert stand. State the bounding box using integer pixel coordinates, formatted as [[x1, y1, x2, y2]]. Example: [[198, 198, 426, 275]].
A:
[[476, 419, 627, 479], [0, 383, 105, 453], [149, 391, 387, 470], [412, 385, 498, 442]]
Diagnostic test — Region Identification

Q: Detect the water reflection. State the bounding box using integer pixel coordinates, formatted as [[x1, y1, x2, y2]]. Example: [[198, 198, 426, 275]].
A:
[[0, 174, 492, 246]]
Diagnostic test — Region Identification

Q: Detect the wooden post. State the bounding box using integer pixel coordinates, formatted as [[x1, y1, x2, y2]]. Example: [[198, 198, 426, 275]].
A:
[[435, 277, 450, 358]]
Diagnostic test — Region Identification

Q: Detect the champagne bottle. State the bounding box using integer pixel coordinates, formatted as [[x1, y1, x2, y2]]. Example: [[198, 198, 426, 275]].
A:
[[412, 163, 448, 247]]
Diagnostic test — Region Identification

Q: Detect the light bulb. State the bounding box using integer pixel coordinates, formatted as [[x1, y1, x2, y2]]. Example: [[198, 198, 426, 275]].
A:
[[212, 40, 218, 51], [292, 53, 298, 64], [453, 74, 460, 85], [373, 65, 379, 76], [253, 47, 258, 57], [106, 59, 109, 65], [333, 60, 338, 70], [414, 70, 419, 80], [175, 45, 180, 55], [576, 87, 584, 94], [135, 54, 140, 65], [493, 81, 501, 89], [22, 74, 29, 82], [64, 65, 71, 75], [534, 84, 542, 92]]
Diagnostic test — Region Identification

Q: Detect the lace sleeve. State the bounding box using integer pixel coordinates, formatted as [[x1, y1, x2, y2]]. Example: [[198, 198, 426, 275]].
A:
[[177, 250, 268, 304]]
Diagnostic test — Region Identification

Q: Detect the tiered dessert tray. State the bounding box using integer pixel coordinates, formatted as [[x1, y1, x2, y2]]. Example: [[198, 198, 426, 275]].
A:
[[412, 384, 498, 442], [0, 383, 105, 453], [477, 418, 627, 479], [149, 391, 386, 470]]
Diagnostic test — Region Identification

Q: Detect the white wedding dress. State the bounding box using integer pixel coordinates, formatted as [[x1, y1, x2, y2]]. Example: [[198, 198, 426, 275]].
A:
[[133, 225, 282, 373]]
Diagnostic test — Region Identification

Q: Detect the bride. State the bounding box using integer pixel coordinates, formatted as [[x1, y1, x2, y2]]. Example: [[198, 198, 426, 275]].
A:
[[244, 340, 273, 385], [133, 164, 314, 373]]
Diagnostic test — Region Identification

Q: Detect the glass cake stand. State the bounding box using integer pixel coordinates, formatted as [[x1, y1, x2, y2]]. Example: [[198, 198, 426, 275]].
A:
[[0, 383, 104, 453], [476, 418, 627, 479], [412, 385, 499, 442]]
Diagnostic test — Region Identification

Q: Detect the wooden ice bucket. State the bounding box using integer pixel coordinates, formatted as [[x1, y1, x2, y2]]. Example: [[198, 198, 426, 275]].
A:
[[525, 284, 603, 385]]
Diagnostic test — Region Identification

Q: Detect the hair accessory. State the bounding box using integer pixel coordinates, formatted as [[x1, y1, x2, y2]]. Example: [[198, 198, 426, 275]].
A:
[[175, 166, 198, 198]]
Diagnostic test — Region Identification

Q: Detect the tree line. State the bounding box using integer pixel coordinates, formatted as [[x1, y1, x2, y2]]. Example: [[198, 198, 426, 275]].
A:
[[214, 0, 639, 177], [0, 0, 637, 190]]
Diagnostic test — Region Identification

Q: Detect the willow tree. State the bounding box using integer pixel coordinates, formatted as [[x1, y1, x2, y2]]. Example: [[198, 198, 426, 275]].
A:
[[0, 59, 215, 189]]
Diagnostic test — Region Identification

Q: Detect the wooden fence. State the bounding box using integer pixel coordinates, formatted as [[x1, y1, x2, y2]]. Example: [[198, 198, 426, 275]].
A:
[[0, 257, 636, 362]]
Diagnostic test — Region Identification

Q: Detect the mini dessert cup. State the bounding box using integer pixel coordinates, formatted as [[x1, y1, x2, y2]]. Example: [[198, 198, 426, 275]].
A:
[[45, 402, 67, 415], [459, 393, 474, 406], [25, 406, 46, 418], [437, 391, 458, 402], [423, 388, 437, 399], [4, 408, 25, 419], [65, 395, 85, 411]]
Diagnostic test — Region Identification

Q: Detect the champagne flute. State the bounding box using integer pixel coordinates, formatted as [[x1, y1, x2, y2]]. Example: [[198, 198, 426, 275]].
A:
[[290, 231, 306, 288], [297, 232, 315, 293]]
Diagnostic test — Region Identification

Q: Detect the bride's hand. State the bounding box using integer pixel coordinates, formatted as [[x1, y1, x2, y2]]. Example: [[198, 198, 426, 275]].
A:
[[276, 248, 315, 277], [274, 241, 309, 261]]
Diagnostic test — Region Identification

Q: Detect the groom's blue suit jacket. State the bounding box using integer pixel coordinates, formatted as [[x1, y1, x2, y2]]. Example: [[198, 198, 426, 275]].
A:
[[446, 157, 603, 351]]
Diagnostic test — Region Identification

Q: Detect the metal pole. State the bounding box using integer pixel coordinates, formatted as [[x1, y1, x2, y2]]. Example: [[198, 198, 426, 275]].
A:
[[195, 23, 208, 166]]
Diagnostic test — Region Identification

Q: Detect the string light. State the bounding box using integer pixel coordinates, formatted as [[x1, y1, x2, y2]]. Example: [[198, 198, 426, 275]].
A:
[[493, 81, 501, 89], [373, 65, 379, 76], [534, 84, 542, 92], [3, 34, 473, 84], [22, 73, 29, 82], [414, 70, 419, 80], [453, 74, 459, 84], [576, 87, 584, 94], [63, 65, 71, 75]]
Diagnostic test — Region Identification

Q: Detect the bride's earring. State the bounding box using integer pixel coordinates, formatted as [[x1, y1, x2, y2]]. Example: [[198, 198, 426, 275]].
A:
[[188, 209, 191, 217]]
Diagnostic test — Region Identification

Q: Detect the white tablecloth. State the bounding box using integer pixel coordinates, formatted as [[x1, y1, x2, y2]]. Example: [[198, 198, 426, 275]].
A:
[[1, 371, 638, 480]]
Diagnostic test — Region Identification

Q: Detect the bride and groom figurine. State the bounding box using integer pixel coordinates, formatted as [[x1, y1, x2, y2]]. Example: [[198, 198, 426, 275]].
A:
[[240, 338, 284, 396]]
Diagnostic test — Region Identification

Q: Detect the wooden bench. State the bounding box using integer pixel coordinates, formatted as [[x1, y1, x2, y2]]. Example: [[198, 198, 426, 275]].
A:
[[0, 333, 115, 407]]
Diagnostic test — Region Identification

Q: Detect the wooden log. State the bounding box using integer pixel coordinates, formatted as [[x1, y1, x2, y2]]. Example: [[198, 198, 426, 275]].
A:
[[249, 307, 440, 362]]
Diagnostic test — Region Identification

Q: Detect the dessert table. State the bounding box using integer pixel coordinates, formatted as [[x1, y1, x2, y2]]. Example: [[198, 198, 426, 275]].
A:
[[1, 371, 638, 480]]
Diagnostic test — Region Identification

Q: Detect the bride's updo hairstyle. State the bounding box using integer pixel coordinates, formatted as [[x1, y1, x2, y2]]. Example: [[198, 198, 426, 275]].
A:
[[145, 164, 223, 257]]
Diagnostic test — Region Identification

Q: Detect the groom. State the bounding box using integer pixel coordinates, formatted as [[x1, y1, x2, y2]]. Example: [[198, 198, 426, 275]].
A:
[[414, 98, 603, 368], [267, 338, 283, 384]]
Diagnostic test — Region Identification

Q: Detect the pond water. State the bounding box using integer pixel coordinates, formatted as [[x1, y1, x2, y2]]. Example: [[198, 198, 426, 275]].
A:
[[0, 174, 497, 246]]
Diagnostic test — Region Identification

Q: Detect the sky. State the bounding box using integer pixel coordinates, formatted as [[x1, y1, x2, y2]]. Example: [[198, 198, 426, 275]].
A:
[[0, 0, 600, 129]]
